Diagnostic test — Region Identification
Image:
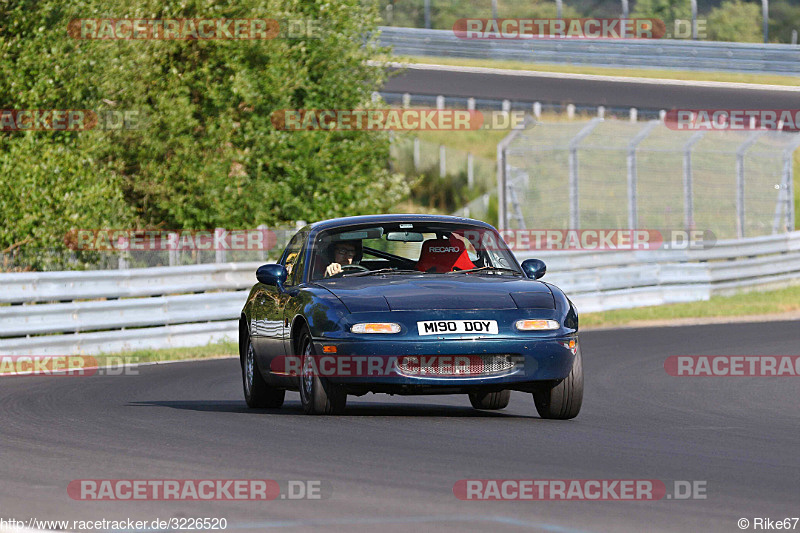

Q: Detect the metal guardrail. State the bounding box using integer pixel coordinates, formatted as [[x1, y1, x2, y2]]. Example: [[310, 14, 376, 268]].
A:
[[518, 231, 800, 312], [0, 291, 248, 337], [2, 232, 799, 355], [0, 261, 261, 304], [0, 321, 239, 357], [379, 27, 800, 76]]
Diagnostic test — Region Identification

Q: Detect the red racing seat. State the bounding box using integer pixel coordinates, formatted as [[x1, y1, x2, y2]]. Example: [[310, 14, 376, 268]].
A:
[[416, 238, 476, 273]]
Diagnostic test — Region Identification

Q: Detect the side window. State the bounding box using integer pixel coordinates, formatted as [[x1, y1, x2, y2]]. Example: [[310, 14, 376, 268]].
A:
[[281, 232, 306, 286]]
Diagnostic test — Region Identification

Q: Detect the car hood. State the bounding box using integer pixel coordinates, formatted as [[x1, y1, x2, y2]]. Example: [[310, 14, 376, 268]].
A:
[[317, 275, 554, 312]]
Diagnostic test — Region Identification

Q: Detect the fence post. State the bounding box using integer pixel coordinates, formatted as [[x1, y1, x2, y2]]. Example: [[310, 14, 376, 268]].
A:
[[388, 130, 395, 172], [788, 141, 800, 231], [735, 133, 763, 238], [567, 118, 603, 229], [215, 228, 226, 264], [629, 108, 637, 123], [496, 116, 531, 231], [424, 0, 431, 29], [467, 97, 475, 111], [467, 152, 474, 188], [168, 232, 180, 266], [439, 144, 446, 177], [492, 0, 498, 19], [567, 104, 575, 120], [533, 102, 541, 119], [683, 131, 705, 232], [626, 121, 659, 229], [690, 0, 698, 39], [402, 93, 411, 109], [258, 224, 269, 261], [436, 95, 445, 110]]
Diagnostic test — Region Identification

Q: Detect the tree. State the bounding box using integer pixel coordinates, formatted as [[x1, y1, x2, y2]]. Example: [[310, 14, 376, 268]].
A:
[[769, 0, 800, 43], [0, 0, 406, 269], [706, 0, 762, 42], [632, 0, 692, 22], [633, 0, 692, 36]]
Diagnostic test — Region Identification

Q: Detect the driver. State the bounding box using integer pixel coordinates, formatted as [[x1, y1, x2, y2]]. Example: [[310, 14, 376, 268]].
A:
[[324, 240, 362, 277]]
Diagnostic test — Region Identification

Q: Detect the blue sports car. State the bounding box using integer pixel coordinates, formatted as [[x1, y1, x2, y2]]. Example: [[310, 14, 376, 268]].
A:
[[240, 214, 582, 418]]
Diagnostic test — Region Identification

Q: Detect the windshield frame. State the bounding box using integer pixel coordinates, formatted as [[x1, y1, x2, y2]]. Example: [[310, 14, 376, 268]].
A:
[[306, 221, 522, 282]]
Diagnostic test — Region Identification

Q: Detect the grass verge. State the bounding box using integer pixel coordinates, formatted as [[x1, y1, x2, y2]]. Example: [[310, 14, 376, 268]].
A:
[[389, 55, 800, 87], [581, 285, 800, 329], [95, 341, 238, 364], [0, 341, 238, 376]]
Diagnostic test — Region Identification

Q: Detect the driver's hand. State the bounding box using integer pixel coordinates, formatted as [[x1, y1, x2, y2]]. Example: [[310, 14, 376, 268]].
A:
[[325, 262, 342, 277]]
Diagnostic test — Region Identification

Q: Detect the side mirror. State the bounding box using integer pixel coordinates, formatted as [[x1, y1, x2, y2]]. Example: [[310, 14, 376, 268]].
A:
[[521, 258, 546, 280], [256, 264, 288, 288]]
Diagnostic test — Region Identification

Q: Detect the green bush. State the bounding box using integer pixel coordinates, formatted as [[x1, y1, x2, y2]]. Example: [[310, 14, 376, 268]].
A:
[[706, 0, 763, 42], [0, 0, 406, 269], [768, 0, 800, 43]]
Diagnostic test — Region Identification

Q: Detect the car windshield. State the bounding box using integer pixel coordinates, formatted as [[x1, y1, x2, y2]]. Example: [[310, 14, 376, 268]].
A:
[[309, 222, 521, 280]]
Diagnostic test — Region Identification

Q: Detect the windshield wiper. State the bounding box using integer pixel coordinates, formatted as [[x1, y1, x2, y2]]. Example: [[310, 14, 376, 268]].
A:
[[444, 266, 522, 276], [343, 268, 421, 277]]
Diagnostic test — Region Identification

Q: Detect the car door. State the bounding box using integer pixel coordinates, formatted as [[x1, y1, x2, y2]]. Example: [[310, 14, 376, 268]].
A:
[[253, 231, 306, 372]]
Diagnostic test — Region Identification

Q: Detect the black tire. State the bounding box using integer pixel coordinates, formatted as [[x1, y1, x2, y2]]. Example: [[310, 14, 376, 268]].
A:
[[298, 329, 347, 415], [532, 347, 583, 420], [242, 335, 285, 408], [469, 390, 511, 410]]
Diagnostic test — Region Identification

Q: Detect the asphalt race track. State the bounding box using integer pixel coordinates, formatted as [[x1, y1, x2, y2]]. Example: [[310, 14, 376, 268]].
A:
[[1, 321, 798, 532], [383, 65, 800, 110]]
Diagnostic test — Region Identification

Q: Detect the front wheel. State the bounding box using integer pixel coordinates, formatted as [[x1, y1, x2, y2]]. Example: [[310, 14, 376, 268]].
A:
[[298, 329, 347, 415], [532, 347, 583, 420], [469, 390, 511, 410], [242, 337, 285, 408]]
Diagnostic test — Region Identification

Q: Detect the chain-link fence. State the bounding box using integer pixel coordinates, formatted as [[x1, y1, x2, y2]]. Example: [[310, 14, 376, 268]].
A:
[[1, 227, 299, 272], [499, 118, 800, 239], [376, 0, 730, 29]]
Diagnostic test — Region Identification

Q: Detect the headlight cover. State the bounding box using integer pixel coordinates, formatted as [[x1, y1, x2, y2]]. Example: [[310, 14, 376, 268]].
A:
[[351, 322, 402, 334], [515, 319, 560, 331]]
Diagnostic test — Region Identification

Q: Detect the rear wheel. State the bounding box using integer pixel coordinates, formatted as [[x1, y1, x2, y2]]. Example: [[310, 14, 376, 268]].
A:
[[242, 337, 285, 408], [298, 329, 347, 415], [469, 390, 511, 410], [532, 347, 583, 419]]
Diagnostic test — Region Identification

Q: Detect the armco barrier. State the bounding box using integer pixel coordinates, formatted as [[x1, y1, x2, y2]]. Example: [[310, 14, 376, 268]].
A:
[[1, 232, 799, 355], [519, 231, 800, 312], [378, 27, 800, 76]]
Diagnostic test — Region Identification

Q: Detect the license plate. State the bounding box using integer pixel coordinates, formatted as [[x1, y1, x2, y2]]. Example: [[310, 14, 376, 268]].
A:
[[417, 320, 498, 336]]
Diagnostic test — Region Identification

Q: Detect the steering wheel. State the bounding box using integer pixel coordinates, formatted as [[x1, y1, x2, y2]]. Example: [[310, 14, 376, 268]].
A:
[[329, 264, 370, 278], [341, 264, 369, 273]]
